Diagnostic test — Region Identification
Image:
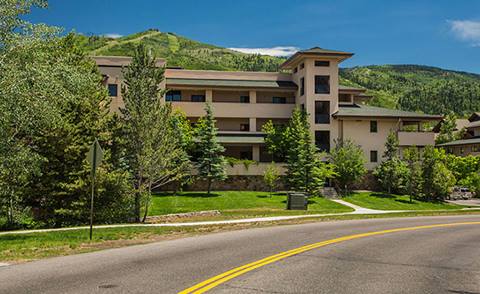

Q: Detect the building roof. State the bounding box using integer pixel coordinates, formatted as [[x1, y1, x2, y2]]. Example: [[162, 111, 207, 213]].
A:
[[437, 137, 480, 147], [166, 78, 297, 90], [92, 56, 165, 67], [468, 112, 480, 122], [333, 104, 443, 120], [338, 85, 366, 92], [281, 47, 353, 69], [433, 118, 470, 133]]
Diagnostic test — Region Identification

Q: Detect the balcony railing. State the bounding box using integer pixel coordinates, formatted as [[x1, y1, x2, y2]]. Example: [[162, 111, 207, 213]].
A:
[[170, 101, 295, 119], [226, 163, 286, 176], [397, 131, 435, 146]]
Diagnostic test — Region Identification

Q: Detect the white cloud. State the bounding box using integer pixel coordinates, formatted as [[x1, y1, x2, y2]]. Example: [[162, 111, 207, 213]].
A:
[[228, 46, 299, 57], [103, 33, 123, 39], [448, 20, 480, 46]]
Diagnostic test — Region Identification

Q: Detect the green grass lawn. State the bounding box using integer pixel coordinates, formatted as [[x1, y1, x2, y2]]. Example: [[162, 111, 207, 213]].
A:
[[344, 191, 468, 211], [149, 191, 354, 218], [0, 226, 185, 263]]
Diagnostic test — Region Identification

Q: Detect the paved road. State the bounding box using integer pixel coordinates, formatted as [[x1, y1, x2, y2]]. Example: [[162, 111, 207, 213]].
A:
[[1, 215, 480, 293]]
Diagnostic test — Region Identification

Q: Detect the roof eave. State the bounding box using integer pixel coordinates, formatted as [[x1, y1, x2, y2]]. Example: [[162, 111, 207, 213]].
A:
[[333, 114, 443, 120], [280, 52, 354, 69]]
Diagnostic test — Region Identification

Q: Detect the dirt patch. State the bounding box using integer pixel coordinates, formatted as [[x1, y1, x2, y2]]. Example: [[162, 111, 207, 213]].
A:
[[146, 210, 221, 223]]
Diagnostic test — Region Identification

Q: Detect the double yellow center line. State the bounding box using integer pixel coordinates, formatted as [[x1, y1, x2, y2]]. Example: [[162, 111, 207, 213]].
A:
[[179, 221, 480, 293]]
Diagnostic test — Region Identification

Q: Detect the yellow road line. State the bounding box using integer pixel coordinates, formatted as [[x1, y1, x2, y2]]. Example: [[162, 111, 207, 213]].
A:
[[179, 221, 480, 293]]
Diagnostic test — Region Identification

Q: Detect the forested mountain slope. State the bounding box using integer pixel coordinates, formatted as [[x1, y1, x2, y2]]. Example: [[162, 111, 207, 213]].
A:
[[74, 29, 284, 71], [76, 30, 480, 116], [340, 65, 480, 116]]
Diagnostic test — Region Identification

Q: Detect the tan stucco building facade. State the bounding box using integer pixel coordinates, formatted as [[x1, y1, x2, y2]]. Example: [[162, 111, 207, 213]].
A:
[[93, 47, 442, 175]]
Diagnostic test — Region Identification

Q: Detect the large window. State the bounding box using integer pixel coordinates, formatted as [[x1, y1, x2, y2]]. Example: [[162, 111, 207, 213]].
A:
[[315, 75, 330, 94], [370, 150, 378, 163], [300, 77, 305, 96], [108, 84, 118, 97], [315, 101, 330, 124], [240, 96, 250, 103], [370, 121, 378, 133], [191, 95, 206, 102], [315, 60, 330, 67], [166, 90, 182, 101], [315, 131, 330, 152], [272, 97, 286, 104]]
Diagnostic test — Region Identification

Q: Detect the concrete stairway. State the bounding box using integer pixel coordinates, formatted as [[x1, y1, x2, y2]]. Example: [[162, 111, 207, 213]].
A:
[[320, 187, 339, 199]]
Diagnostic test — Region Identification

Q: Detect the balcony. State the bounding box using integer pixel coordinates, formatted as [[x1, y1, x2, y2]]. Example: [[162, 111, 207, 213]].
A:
[[170, 102, 295, 119], [398, 131, 435, 146]]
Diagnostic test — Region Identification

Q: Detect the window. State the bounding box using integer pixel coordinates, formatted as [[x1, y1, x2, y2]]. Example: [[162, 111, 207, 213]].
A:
[[315, 101, 330, 124], [108, 84, 118, 97], [370, 121, 378, 133], [300, 77, 305, 96], [460, 147, 464, 154], [339, 94, 351, 103], [300, 63, 304, 69], [240, 96, 250, 103], [301, 104, 305, 111], [370, 150, 378, 163], [191, 95, 206, 102], [315, 60, 330, 67], [293, 67, 298, 73], [166, 90, 182, 101], [315, 131, 330, 152], [240, 124, 250, 131], [314, 75, 330, 94], [272, 97, 286, 104]]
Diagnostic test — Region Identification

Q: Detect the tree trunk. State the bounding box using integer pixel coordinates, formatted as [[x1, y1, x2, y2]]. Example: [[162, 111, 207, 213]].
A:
[[141, 199, 149, 223], [141, 183, 152, 223], [8, 190, 14, 226], [134, 191, 141, 223], [207, 178, 212, 196]]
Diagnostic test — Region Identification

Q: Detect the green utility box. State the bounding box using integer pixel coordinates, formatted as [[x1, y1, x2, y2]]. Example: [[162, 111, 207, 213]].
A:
[[286, 192, 308, 210]]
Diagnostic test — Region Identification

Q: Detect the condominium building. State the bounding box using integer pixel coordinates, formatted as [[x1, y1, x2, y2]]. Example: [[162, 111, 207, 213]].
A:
[[93, 47, 442, 177], [437, 113, 480, 156]]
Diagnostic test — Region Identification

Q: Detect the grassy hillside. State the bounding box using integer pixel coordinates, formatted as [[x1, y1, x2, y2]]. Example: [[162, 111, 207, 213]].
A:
[[76, 30, 480, 116], [74, 29, 284, 72]]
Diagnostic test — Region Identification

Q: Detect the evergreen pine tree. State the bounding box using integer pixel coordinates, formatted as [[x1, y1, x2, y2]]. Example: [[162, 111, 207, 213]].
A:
[[196, 103, 227, 195], [285, 108, 334, 194]]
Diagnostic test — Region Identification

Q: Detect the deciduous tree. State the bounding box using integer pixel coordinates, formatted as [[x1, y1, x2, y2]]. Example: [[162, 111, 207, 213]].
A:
[[330, 139, 366, 195], [121, 44, 191, 221]]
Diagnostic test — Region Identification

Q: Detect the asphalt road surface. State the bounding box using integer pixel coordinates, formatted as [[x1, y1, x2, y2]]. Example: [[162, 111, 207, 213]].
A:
[[1, 215, 480, 294]]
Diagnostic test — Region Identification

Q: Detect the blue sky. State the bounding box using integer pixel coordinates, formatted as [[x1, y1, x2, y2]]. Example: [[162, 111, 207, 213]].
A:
[[27, 0, 480, 73]]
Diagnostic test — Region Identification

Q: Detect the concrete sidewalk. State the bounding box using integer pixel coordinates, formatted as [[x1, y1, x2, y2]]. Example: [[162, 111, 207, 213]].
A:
[[0, 200, 477, 236]]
